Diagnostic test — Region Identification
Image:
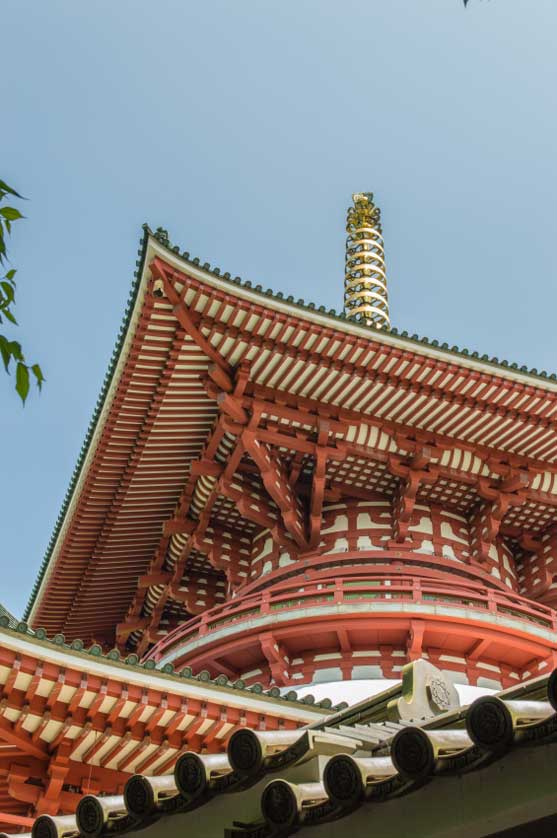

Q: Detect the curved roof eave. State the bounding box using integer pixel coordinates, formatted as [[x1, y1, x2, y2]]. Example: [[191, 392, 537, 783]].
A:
[[25, 225, 557, 624]]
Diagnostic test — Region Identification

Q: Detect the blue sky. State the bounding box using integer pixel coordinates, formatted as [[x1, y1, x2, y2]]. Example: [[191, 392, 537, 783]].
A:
[[2, 0, 556, 617]]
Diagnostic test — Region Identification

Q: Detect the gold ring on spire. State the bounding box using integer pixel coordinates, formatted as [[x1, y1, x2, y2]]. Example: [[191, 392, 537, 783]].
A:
[[344, 192, 390, 330]]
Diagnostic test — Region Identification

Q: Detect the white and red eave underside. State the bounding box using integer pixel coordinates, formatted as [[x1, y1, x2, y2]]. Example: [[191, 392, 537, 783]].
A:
[[25, 234, 557, 691]]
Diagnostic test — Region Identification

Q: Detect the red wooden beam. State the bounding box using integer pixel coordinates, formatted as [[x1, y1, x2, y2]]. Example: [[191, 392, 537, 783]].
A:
[[208, 362, 234, 393], [190, 459, 223, 478], [137, 572, 173, 590], [260, 633, 289, 686], [243, 376, 557, 478], [162, 518, 196, 537], [151, 258, 232, 374], [309, 424, 329, 548], [217, 392, 249, 424], [0, 812, 36, 827], [242, 430, 308, 549], [0, 714, 48, 761]]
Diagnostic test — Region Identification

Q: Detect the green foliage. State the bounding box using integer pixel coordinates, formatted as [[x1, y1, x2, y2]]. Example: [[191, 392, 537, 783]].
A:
[[0, 179, 43, 403]]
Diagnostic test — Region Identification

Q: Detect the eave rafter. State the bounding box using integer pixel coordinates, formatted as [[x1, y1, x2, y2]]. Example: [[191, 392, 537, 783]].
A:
[[117, 414, 234, 649], [151, 258, 232, 376], [155, 259, 557, 451], [0, 707, 49, 762], [31, 290, 179, 639]]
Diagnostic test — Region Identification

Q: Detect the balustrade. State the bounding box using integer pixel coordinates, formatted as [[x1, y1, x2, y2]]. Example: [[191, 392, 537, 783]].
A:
[[147, 572, 557, 663]]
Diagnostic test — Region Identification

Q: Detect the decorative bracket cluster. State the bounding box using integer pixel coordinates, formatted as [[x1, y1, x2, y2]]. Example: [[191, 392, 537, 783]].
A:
[[470, 469, 530, 565], [389, 444, 440, 542]]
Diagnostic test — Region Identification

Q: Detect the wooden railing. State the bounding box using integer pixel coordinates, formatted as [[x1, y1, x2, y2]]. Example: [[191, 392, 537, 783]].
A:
[[147, 574, 557, 662]]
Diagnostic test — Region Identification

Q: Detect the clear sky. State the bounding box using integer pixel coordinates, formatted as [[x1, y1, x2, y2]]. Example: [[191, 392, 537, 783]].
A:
[[2, 0, 556, 618]]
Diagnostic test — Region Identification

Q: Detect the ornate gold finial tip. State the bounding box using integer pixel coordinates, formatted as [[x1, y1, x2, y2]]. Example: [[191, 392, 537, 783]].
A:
[[352, 192, 374, 205], [344, 191, 390, 331]]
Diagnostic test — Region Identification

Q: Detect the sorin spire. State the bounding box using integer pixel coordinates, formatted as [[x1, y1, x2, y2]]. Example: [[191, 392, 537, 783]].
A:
[[344, 192, 390, 330]]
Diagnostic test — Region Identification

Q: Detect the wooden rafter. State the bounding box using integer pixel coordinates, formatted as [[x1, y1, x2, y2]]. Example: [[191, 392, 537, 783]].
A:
[[178, 300, 557, 439], [309, 421, 330, 548], [151, 258, 232, 374], [242, 429, 308, 550]]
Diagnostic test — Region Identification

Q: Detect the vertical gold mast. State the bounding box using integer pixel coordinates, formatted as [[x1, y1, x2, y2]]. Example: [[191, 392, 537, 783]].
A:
[[344, 192, 390, 329]]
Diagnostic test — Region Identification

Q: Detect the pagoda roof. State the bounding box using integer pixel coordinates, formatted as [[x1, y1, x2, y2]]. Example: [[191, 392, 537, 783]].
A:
[[22, 665, 557, 838], [0, 614, 337, 834], [24, 227, 557, 647], [0, 619, 330, 828]]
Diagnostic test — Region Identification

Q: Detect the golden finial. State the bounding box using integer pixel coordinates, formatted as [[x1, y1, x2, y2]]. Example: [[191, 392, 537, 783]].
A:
[[344, 192, 390, 330]]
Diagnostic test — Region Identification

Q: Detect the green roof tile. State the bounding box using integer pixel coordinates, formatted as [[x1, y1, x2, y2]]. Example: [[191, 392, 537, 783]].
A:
[[0, 603, 17, 628]]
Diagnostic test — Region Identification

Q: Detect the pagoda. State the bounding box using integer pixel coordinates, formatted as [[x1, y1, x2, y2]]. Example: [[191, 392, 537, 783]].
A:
[[2, 193, 557, 837]]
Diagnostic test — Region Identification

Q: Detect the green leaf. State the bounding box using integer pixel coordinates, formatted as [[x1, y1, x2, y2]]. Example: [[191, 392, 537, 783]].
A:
[[9, 341, 23, 361], [0, 180, 23, 199], [31, 363, 45, 390], [2, 307, 17, 325], [0, 334, 11, 371], [1, 281, 15, 303], [16, 362, 29, 403], [0, 207, 24, 222], [5, 269, 16, 281]]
